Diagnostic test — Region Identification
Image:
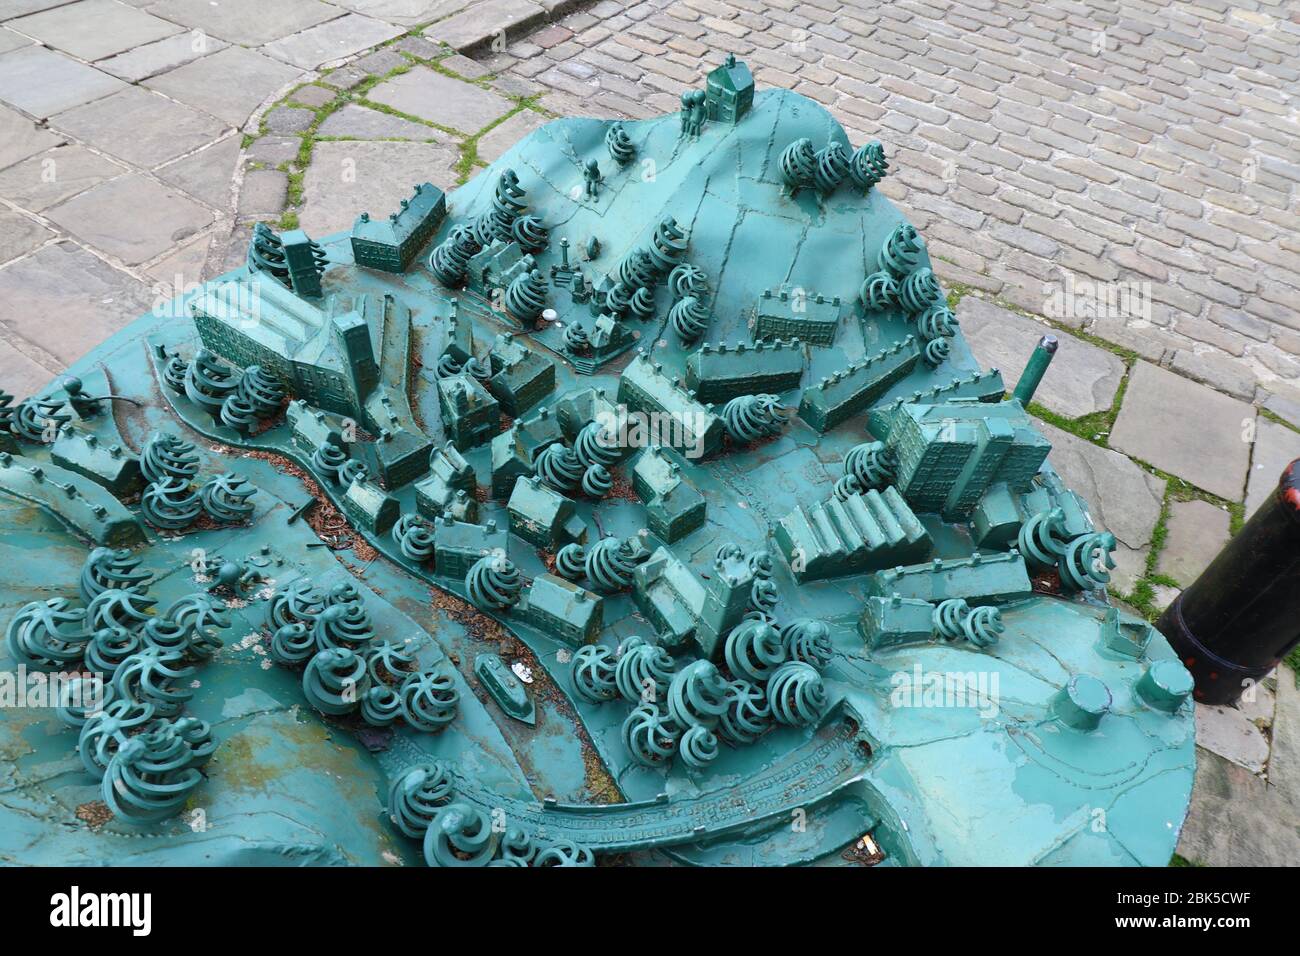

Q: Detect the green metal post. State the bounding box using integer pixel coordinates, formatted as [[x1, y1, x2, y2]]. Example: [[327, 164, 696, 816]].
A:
[[1012, 335, 1058, 406]]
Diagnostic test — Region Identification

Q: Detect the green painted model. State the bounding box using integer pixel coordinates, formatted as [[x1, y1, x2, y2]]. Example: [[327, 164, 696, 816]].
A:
[[0, 57, 1193, 867]]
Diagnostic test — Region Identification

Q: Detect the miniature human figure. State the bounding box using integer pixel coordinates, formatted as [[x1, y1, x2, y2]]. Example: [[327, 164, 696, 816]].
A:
[[679, 90, 693, 134], [583, 158, 603, 198], [59, 374, 139, 418], [60, 376, 100, 419], [687, 89, 708, 137], [208, 559, 263, 594]]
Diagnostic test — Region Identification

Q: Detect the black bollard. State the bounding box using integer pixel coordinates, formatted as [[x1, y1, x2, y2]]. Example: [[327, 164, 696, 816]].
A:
[[1156, 457, 1300, 705]]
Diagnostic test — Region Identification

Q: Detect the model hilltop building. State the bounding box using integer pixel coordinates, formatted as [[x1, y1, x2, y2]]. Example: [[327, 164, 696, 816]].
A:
[[705, 53, 754, 123], [754, 286, 842, 346], [0, 55, 1197, 870], [882, 397, 1051, 519], [686, 338, 805, 403], [191, 272, 378, 415], [351, 182, 446, 273]]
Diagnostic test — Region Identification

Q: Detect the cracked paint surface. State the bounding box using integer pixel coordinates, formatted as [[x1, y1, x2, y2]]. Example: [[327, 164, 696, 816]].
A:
[[0, 88, 1193, 866]]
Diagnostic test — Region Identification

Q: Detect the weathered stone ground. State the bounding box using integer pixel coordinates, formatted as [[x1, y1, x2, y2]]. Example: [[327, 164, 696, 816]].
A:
[[0, 0, 1297, 866]]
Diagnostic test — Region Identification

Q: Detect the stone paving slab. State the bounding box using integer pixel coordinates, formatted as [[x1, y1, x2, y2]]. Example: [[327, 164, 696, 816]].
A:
[[1262, 387, 1300, 432], [328, 0, 472, 27], [1195, 703, 1271, 776], [1268, 669, 1300, 811], [366, 65, 515, 134], [1177, 747, 1300, 867], [1036, 419, 1166, 596], [0, 241, 155, 365], [0, 0, 69, 14], [298, 139, 459, 236], [0, 103, 62, 169], [1245, 420, 1300, 517], [153, 135, 241, 212], [263, 13, 403, 70], [476, 106, 551, 163], [145, 232, 212, 291], [317, 102, 452, 142], [0, 207, 54, 262], [265, 105, 316, 134], [1169, 349, 1256, 403], [1151, 584, 1180, 613], [1236, 677, 1277, 729], [958, 296, 1124, 419], [440, 53, 490, 80], [0, 336, 55, 399], [95, 31, 231, 83], [215, 222, 253, 275], [1111, 361, 1254, 501], [145, 45, 303, 127], [236, 168, 288, 223], [495, 68, 545, 96], [424, 0, 547, 53], [1157, 498, 1230, 588], [0, 25, 31, 53], [143, 0, 342, 46], [43, 172, 214, 265], [348, 48, 406, 77], [0, 143, 125, 211], [289, 84, 335, 109], [0, 44, 125, 118], [319, 65, 367, 90], [50, 86, 228, 169], [247, 136, 304, 167], [10, 0, 180, 61]]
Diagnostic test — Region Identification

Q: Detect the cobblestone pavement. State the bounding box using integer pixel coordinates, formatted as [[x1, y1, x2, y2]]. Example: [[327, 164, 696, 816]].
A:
[[1, 0, 1298, 866]]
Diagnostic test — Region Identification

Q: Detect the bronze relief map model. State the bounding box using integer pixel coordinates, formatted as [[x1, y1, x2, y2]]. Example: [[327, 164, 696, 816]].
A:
[[0, 57, 1196, 867]]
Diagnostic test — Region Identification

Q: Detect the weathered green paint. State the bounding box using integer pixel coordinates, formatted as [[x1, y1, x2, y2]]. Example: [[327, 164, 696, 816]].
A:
[[1011, 334, 1058, 407], [0, 59, 1194, 868]]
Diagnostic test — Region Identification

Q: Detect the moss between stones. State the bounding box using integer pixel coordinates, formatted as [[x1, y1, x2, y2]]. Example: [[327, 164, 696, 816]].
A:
[[246, 29, 551, 232]]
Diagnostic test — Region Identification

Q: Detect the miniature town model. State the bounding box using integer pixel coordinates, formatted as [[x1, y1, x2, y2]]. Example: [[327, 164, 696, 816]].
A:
[[0, 58, 1195, 867]]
